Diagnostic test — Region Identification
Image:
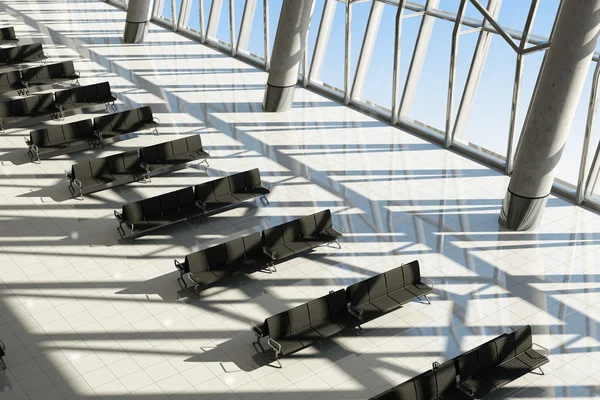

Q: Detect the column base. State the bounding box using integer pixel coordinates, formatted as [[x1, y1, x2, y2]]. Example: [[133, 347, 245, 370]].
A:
[[498, 190, 548, 231], [123, 21, 149, 44], [262, 84, 295, 112]]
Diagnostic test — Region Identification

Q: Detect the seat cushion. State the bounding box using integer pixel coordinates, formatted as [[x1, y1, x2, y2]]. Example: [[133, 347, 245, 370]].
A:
[[355, 302, 384, 322], [274, 338, 305, 356], [303, 237, 328, 249], [370, 296, 401, 313], [388, 288, 416, 305], [110, 173, 134, 185], [215, 194, 239, 205], [311, 320, 343, 338], [516, 349, 548, 370], [498, 357, 533, 379], [481, 367, 515, 389], [130, 221, 158, 233], [190, 271, 220, 286], [271, 245, 294, 261], [284, 241, 311, 255], [289, 327, 323, 344], [210, 267, 235, 280], [405, 283, 433, 298], [231, 192, 256, 202], [461, 378, 495, 399]]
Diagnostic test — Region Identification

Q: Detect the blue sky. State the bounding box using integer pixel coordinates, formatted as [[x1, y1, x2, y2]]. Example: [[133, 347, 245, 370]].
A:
[[160, 0, 600, 191]]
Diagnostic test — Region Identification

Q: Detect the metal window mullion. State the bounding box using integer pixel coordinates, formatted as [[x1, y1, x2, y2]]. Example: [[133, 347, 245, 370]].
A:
[[505, 0, 539, 174], [172, 0, 178, 30], [153, 0, 164, 17], [444, 0, 468, 148], [577, 60, 600, 203], [199, 0, 206, 42], [264, 0, 270, 70], [586, 139, 600, 200], [179, 0, 191, 28], [450, 0, 501, 143], [391, 2, 406, 126], [468, 0, 519, 52], [398, 0, 440, 116], [237, 0, 257, 53], [308, 0, 336, 83], [350, 1, 384, 100], [229, 0, 236, 55], [207, 0, 223, 39], [344, 0, 351, 104]]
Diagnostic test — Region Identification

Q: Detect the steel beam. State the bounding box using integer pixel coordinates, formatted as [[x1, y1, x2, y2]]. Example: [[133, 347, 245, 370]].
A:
[[577, 60, 600, 204], [391, 2, 406, 126], [344, 0, 351, 104], [308, 0, 336, 83], [206, 0, 223, 39], [264, 0, 270, 70], [229, 0, 236, 55], [237, 0, 257, 52]]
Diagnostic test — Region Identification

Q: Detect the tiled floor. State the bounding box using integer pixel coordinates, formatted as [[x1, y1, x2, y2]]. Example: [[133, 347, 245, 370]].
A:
[[0, 0, 599, 399]]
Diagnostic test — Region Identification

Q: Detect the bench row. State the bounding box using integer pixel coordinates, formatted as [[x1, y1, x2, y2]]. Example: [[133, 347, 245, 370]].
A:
[[67, 134, 209, 198], [26, 106, 158, 162], [0, 43, 46, 66], [115, 168, 270, 238], [251, 261, 432, 366], [0, 82, 116, 131], [370, 325, 549, 400], [175, 210, 342, 292], [0, 27, 18, 43], [0, 61, 79, 94]]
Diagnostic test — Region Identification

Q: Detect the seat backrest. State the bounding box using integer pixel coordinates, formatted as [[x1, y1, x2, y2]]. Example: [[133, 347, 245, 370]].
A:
[[434, 361, 458, 397], [265, 312, 290, 340], [61, 61, 77, 77], [413, 370, 436, 400], [47, 63, 63, 79], [76, 119, 95, 137], [281, 221, 300, 244], [314, 209, 333, 233], [347, 281, 369, 307], [0, 72, 9, 87], [30, 129, 49, 146], [476, 340, 498, 373], [195, 182, 216, 202], [402, 261, 421, 286], [384, 266, 405, 292], [72, 162, 92, 180], [111, 111, 128, 132], [455, 350, 479, 381], [96, 82, 112, 99], [122, 150, 141, 172], [6, 46, 20, 62], [327, 289, 348, 315], [61, 122, 79, 142], [366, 274, 388, 301], [307, 296, 329, 326], [89, 158, 109, 178], [176, 187, 195, 209], [94, 114, 113, 133], [513, 325, 533, 355], [186, 250, 209, 274], [137, 106, 153, 123], [228, 172, 246, 194], [393, 380, 417, 400], [34, 93, 55, 113], [140, 145, 160, 163], [10, 98, 27, 116], [263, 226, 283, 248], [242, 232, 263, 257], [34, 65, 50, 81], [122, 202, 144, 224], [1, 27, 16, 41], [371, 390, 395, 400], [244, 168, 261, 189], [159, 192, 178, 215], [27, 43, 44, 59], [212, 177, 231, 198], [46, 126, 65, 145], [105, 154, 125, 175], [83, 84, 98, 102], [185, 134, 203, 152], [0, 101, 10, 118], [0, 48, 8, 64], [494, 333, 516, 364], [156, 141, 174, 161], [225, 237, 246, 265], [54, 88, 71, 106], [206, 244, 227, 270], [171, 137, 188, 157], [142, 197, 162, 218], [24, 96, 41, 114], [298, 214, 318, 239], [124, 109, 140, 130], [70, 87, 86, 103], [287, 303, 310, 334], [21, 65, 38, 82], [6, 71, 21, 87]]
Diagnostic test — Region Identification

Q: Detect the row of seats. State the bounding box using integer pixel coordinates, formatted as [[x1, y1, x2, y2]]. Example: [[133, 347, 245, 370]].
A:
[[0, 43, 46, 66], [0, 61, 79, 94], [67, 134, 208, 198], [0, 27, 18, 43], [175, 210, 342, 292], [251, 261, 431, 365], [114, 168, 270, 238], [26, 106, 158, 162], [0, 82, 116, 130], [370, 326, 549, 400]]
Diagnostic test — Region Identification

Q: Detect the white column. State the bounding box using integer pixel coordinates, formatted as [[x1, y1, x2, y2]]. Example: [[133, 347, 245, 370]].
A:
[[123, 0, 155, 43], [500, 0, 600, 230]]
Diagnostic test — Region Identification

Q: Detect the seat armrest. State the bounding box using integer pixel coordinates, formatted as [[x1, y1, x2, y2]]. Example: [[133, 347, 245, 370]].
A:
[[332, 223, 344, 234], [140, 162, 150, 172], [261, 181, 271, 190], [73, 178, 82, 188], [24, 136, 31, 145], [432, 361, 441, 370], [348, 305, 363, 320], [456, 380, 476, 398], [65, 170, 72, 180], [421, 277, 434, 289], [153, 116, 160, 124], [114, 210, 122, 222], [268, 338, 281, 353], [174, 259, 186, 274], [195, 200, 207, 213], [263, 246, 276, 260], [94, 130, 102, 140], [251, 321, 265, 339], [187, 272, 200, 285], [532, 343, 550, 357]]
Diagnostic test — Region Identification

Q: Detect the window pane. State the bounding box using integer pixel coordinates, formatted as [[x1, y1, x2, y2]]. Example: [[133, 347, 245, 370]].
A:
[[319, 2, 345, 90], [216, 0, 232, 45], [247, 0, 265, 58], [185, 0, 201, 32]]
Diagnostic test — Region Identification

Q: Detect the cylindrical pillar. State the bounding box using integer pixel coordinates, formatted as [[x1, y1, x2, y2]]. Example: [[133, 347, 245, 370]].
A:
[[123, 0, 155, 43], [263, 0, 314, 112], [499, 0, 600, 231]]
